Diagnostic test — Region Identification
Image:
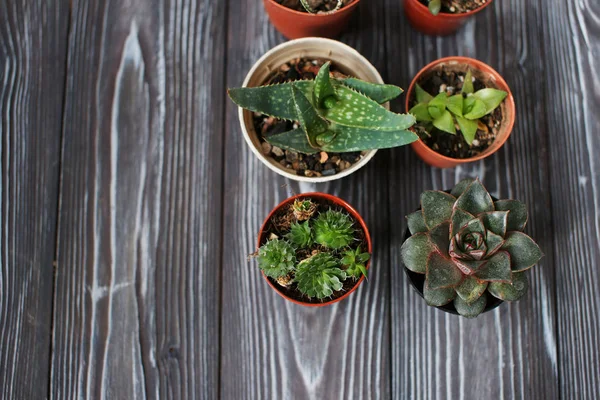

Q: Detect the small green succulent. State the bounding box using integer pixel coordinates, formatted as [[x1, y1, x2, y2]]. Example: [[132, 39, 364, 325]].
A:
[[313, 210, 355, 249], [400, 178, 543, 318], [257, 239, 297, 279], [300, 0, 343, 13], [428, 0, 442, 15], [292, 199, 317, 221], [409, 70, 507, 146], [286, 221, 314, 248], [341, 246, 371, 279], [295, 253, 347, 298], [229, 62, 417, 154]]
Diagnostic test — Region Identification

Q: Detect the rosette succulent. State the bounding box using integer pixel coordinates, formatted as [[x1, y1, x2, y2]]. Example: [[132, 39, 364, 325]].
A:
[[257, 239, 297, 279], [313, 210, 355, 249], [295, 253, 347, 298], [400, 178, 543, 318]]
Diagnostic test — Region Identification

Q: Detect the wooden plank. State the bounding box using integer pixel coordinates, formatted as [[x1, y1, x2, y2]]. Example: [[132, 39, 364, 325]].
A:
[[540, 0, 600, 397], [384, 0, 559, 398], [220, 1, 391, 398], [0, 1, 68, 398], [50, 0, 226, 398]]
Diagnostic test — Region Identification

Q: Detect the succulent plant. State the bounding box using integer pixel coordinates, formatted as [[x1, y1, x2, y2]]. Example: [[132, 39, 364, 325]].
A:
[[409, 70, 507, 145], [292, 199, 317, 221], [257, 238, 297, 279], [229, 62, 417, 154], [313, 210, 355, 249], [428, 0, 442, 15], [286, 221, 314, 248], [295, 253, 347, 298], [400, 178, 543, 318], [341, 246, 370, 279], [300, 0, 343, 13]]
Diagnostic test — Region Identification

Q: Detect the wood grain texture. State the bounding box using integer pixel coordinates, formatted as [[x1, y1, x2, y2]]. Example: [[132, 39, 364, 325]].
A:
[[384, 0, 559, 398], [0, 1, 68, 398], [220, 0, 392, 398], [50, 0, 226, 398], [541, 0, 600, 398]]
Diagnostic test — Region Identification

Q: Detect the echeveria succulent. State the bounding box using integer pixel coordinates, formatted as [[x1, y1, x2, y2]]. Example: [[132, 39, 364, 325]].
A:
[[400, 178, 542, 318], [257, 239, 297, 279], [295, 253, 347, 298], [229, 62, 417, 154], [313, 210, 355, 249]]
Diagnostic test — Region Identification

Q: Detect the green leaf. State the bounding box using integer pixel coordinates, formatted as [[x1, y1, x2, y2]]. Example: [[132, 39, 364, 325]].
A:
[[462, 70, 474, 94], [433, 110, 456, 135], [488, 271, 529, 301], [358, 264, 368, 278], [456, 276, 488, 304], [446, 95, 464, 117], [426, 252, 464, 290], [340, 78, 403, 104], [455, 115, 478, 145], [415, 83, 434, 103], [228, 81, 313, 120], [501, 232, 543, 271], [429, 222, 451, 257], [451, 178, 476, 197], [266, 128, 320, 154], [428, 0, 441, 15], [494, 200, 528, 231], [409, 103, 433, 122], [474, 88, 508, 115], [318, 124, 418, 152], [428, 93, 448, 120], [420, 191, 456, 229], [292, 85, 329, 148], [454, 292, 487, 318], [313, 62, 336, 108], [424, 286, 455, 306], [481, 211, 509, 236], [458, 217, 486, 236], [407, 211, 428, 235], [454, 259, 487, 275], [454, 179, 495, 215], [451, 208, 476, 237], [463, 98, 488, 120], [485, 230, 505, 256], [401, 233, 435, 274], [475, 250, 512, 282]]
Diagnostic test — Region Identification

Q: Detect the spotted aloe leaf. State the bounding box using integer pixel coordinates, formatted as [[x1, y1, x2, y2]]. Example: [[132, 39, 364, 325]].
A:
[[291, 85, 329, 148], [313, 62, 336, 108], [266, 128, 319, 154], [318, 124, 418, 152], [454, 292, 487, 318], [340, 78, 403, 104]]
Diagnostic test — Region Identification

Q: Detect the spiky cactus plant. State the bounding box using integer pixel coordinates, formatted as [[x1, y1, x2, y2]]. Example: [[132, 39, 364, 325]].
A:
[[286, 221, 314, 248], [400, 178, 542, 318], [257, 239, 297, 279], [229, 62, 417, 154], [295, 253, 347, 298], [313, 210, 355, 249]]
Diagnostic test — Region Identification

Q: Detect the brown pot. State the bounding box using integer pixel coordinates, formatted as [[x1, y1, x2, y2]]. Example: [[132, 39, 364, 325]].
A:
[[405, 56, 515, 169], [403, 0, 494, 36], [257, 192, 372, 306], [263, 0, 361, 39]]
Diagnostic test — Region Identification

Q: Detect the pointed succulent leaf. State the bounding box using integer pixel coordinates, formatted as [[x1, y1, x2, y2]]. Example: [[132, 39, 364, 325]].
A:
[[481, 211, 509, 236], [462, 70, 474, 94], [501, 232, 543, 271], [451, 208, 476, 237], [475, 250, 512, 282], [463, 97, 488, 120], [456, 276, 488, 304], [421, 191, 456, 229], [433, 110, 456, 135], [292, 85, 329, 148], [426, 252, 464, 290], [455, 115, 478, 145], [407, 211, 428, 234], [446, 95, 464, 116], [451, 178, 476, 197], [415, 83, 434, 103], [494, 200, 528, 231], [400, 233, 435, 274], [340, 77, 403, 104], [424, 285, 455, 306], [409, 102, 433, 122], [459, 217, 486, 236], [428, 0, 441, 15], [454, 259, 487, 275], [474, 88, 508, 115], [313, 62, 336, 108], [316, 130, 336, 146], [488, 271, 529, 301], [228, 81, 313, 120], [318, 124, 418, 152], [429, 222, 451, 257], [485, 230, 505, 256], [266, 128, 320, 154], [454, 179, 495, 215], [428, 93, 448, 120], [454, 292, 487, 318]]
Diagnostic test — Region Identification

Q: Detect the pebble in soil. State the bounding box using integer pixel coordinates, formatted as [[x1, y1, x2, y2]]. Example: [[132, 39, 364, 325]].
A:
[[419, 0, 488, 13], [276, 0, 351, 13]]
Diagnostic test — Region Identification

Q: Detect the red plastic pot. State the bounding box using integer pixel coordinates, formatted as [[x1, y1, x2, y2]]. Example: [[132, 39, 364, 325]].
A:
[[257, 192, 372, 306], [263, 0, 361, 39], [405, 56, 515, 169], [403, 0, 494, 36]]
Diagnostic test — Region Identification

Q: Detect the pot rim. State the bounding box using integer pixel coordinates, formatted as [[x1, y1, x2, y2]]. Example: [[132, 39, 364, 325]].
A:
[[257, 192, 372, 306], [238, 37, 382, 183], [407, 0, 494, 19], [405, 56, 515, 164], [265, 0, 360, 17]]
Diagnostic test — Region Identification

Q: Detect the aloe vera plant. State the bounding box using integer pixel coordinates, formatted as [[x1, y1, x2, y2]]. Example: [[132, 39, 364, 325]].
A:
[[400, 178, 542, 318], [229, 62, 417, 154], [409, 70, 507, 145]]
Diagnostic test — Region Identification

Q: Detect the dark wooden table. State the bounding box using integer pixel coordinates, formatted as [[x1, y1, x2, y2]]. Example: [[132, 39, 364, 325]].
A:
[[1, 0, 599, 399]]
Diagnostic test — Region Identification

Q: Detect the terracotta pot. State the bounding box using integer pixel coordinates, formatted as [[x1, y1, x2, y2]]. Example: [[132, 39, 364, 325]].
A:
[[406, 56, 515, 169], [257, 192, 372, 306], [263, 0, 361, 39], [403, 0, 494, 35], [238, 37, 386, 182]]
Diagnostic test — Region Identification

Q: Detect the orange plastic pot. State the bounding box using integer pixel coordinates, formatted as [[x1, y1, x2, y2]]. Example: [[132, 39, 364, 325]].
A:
[[263, 0, 361, 39], [406, 56, 515, 169], [403, 0, 494, 36], [257, 192, 372, 306]]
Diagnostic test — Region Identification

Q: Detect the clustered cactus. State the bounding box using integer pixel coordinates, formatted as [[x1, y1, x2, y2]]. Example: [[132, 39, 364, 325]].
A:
[[409, 70, 507, 146], [400, 178, 542, 318], [229, 62, 417, 154], [256, 199, 370, 300]]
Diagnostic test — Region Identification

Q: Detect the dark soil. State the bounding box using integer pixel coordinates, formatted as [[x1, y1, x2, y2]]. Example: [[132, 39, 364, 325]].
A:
[[254, 58, 363, 178], [259, 196, 369, 304], [276, 0, 351, 13], [418, 0, 489, 14], [409, 66, 504, 159]]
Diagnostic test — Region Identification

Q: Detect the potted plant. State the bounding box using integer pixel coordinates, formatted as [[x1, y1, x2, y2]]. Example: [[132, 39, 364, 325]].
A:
[[254, 193, 372, 306], [230, 38, 417, 182], [405, 57, 515, 168], [400, 178, 543, 318], [404, 0, 494, 35], [264, 0, 361, 39]]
